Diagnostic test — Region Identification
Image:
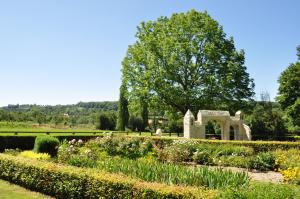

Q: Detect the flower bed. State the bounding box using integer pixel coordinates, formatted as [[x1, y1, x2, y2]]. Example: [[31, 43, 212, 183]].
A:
[[0, 154, 216, 199]]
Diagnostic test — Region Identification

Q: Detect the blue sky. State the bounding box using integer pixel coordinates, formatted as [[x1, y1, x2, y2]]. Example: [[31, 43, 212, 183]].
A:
[[0, 0, 299, 106]]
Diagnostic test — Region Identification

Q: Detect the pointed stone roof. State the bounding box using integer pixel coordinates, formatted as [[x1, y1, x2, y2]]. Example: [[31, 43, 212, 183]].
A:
[[184, 109, 195, 119]]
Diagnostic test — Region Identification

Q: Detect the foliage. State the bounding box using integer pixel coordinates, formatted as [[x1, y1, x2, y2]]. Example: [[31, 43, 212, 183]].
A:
[[221, 182, 300, 199], [128, 115, 144, 131], [246, 100, 287, 139], [277, 46, 300, 131], [274, 149, 300, 184], [140, 98, 149, 131], [33, 135, 59, 157], [0, 154, 214, 199], [18, 151, 50, 160], [95, 154, 250, 189], [249, 152, 275, 171], [85, 136, 153, 159], [58, 139, 98, 168], [0, 101, 118, 128], [3, 148, 21, 156], [192, 150, 212, 165], [156, 139, 254, 166], [96, 112, 116, 130], [122, 10, 254, 114], [58, 137, 250, 190], [117, 84, 129, 131]]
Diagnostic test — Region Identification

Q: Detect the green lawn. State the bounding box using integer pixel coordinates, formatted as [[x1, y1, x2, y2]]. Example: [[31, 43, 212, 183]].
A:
[[0, 179, 52, 199]]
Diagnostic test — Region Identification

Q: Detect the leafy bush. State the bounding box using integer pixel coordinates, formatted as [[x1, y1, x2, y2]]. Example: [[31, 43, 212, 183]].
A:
[[96, 112, 116, 130], [192, 150, 212, 165], [18, 150, 50, 160], [156, 140, 197, 162], [138, 136, 300, 152], [249, 152, 275, 171], [0, 154, 214, 199], [86, 136, 153, 159], [58, 139, 98, 167], [33, 135, 59, 157], [128, 116, 144, 131], [216, 156, 250, 168]]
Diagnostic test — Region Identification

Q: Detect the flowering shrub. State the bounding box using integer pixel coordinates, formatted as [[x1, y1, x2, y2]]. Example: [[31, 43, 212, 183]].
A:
[[274, 149, 300, 184], [156, 140, 197, 162], [86, 136, 154, 159], [18, 150, 50, 160], [157, 140, 254, 166], [58, 139, 98, 167], [3, 148, 21, 156]]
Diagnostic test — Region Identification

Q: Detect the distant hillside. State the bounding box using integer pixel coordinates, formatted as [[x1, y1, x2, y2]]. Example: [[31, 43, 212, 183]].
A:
[[0, 101, 118, 127], [2, 101, 118, 112]]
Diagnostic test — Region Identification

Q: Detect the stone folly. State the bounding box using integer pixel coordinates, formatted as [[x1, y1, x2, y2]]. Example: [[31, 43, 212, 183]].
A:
[[184, 110, 251, 141]]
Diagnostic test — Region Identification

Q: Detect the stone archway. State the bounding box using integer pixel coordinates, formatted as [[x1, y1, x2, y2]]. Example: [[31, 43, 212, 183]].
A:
[[183, 110, 251, 141]]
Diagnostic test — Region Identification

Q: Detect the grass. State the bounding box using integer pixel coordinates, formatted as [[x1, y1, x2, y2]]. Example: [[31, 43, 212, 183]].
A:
[[0, 179, 52, 199]]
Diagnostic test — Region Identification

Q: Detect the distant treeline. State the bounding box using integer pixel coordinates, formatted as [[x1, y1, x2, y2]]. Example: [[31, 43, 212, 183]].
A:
[[0, 101, 118, 127]]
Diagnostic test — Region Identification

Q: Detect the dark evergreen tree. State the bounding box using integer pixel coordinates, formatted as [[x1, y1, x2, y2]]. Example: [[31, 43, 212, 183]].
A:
[[117, 84, 129, 131]]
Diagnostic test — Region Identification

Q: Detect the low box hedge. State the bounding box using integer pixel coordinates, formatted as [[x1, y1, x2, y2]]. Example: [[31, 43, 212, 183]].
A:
[[126, 135, 300, 152], [0, 154, 217, 199], [0, 136, 99, 152]]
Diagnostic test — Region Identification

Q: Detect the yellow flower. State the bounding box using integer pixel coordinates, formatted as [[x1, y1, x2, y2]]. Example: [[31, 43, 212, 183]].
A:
[[18, 151, 50, 160]]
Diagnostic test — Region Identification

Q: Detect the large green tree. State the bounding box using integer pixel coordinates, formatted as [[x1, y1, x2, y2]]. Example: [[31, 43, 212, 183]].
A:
[[122, 10, 254, 114], [277, 46, 300, 130]]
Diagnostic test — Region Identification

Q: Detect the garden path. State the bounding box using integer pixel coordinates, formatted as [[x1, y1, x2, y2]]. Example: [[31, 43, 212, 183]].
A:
[[192, 164, 283, 183]]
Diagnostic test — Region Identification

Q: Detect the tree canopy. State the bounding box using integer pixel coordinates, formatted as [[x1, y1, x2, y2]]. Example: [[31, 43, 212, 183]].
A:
[[277, 46, 300, 130], [122, 10, 254, 114]]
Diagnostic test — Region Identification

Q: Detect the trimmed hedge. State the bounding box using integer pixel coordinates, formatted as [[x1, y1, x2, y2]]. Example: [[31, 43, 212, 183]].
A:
[[130, 136, 300, 152], [0, 154, 217, 199], [1, 134, 299, 153], [33, 135, 60, 157], [0, 136, 99, 152]]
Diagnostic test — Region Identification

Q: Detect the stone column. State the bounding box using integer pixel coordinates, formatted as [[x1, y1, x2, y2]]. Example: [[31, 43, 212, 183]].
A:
[[223, 121, 230, 140]]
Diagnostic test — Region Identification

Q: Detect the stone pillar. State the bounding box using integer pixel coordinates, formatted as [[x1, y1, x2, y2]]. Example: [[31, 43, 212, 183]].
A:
[[184, 110, 195, 138], [223, 121, 230, 140]]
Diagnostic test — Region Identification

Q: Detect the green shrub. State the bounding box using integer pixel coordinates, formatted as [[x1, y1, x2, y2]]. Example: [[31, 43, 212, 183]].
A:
[[33, 135, 59, 157], [0, 154, 216, 199], [216, 156, 251, 168], [136, 136, 300, 152], [156, 140, 197, 162], [249, 152, 276, 171], [86, 136, 153, 159], [128, 116, 144, 131], [96, 112, 116, 130], [192, 150, 212, 165]]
